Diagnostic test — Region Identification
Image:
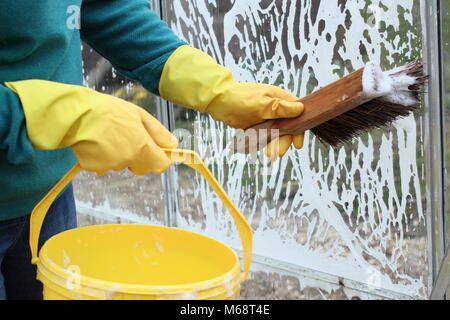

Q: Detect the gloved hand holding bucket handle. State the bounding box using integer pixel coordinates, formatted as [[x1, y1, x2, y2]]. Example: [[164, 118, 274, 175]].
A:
[[5, 80, 179, 176]]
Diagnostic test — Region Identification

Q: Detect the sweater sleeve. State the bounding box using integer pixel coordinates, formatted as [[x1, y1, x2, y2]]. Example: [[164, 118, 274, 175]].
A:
[[0, 85, 34, 164], [80, 0, 187, 95]]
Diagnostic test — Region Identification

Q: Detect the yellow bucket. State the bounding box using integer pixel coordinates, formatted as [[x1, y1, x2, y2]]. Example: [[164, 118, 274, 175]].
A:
[[30, 149, 253, 300]]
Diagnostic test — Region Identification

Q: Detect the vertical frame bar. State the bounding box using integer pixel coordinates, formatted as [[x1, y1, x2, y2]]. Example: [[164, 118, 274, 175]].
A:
[[430, 245, 450, 299], [151, 0, 178, 228], [422, 0, 446, 298]]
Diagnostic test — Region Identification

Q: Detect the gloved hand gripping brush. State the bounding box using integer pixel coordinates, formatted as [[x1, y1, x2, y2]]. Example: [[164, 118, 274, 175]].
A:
[[158, 45, 306, 159], [232, 61, 428, 154]]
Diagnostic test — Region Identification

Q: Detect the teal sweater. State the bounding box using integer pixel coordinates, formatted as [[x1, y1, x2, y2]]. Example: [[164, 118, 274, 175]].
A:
[[0, 0, 186, 221]]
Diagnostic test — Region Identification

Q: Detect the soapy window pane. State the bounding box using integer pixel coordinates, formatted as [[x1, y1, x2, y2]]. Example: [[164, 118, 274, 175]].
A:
[[165, 0, 428, 299], [74, 45, 167, 226]]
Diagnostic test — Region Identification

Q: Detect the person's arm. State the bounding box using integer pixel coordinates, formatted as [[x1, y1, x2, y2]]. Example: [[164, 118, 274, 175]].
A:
[[0, 85, 34, 164], [80, 0, 186, 94], [81, 0, 305, 158]]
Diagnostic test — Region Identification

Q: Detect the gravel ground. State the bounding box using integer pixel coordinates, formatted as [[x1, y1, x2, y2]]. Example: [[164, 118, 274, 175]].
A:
[[239, 272, 362, 300]]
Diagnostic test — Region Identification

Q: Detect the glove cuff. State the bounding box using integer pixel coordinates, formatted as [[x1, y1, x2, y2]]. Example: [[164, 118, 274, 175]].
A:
[[158, 45, 236, 113], [5, 80, 103, 150]]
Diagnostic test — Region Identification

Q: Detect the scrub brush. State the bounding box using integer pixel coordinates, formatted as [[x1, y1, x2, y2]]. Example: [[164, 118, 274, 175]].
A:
[[231, 61, 428, 154]]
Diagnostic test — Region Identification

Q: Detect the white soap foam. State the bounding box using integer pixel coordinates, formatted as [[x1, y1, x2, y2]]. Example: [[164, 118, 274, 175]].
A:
[[363, 61, 420, 106], [362, 62, 394, 99], [382, 65, 419, 106]]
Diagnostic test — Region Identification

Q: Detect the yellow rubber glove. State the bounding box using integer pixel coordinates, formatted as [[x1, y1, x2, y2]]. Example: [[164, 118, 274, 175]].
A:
[[159, 45, 305, 158], [5, 80, 178, 176], [266, 134, 305, 160]]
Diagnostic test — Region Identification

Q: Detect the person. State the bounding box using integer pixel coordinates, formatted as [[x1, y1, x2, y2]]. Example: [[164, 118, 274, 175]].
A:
[[0, 0, 305, 300]]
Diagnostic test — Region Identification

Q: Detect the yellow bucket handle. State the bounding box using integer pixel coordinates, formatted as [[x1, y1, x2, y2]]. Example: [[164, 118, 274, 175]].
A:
[[29, 149, 253, 281]]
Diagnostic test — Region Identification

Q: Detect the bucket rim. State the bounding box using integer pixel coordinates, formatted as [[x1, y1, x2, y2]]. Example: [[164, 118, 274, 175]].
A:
[[37, 224, 242, 296]]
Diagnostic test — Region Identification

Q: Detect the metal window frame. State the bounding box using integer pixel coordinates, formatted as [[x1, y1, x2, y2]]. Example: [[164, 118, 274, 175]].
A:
[[427, 0, 450, 300]]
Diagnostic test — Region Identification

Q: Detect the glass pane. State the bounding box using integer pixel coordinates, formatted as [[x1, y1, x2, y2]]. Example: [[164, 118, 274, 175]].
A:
[[74, 45, 167, 226], [165, 0, 428, 299], [442, 0, 450, 251]]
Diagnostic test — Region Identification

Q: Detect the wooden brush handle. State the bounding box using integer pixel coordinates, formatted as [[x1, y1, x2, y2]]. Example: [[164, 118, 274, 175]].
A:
[[232, 67, 370, 154]]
